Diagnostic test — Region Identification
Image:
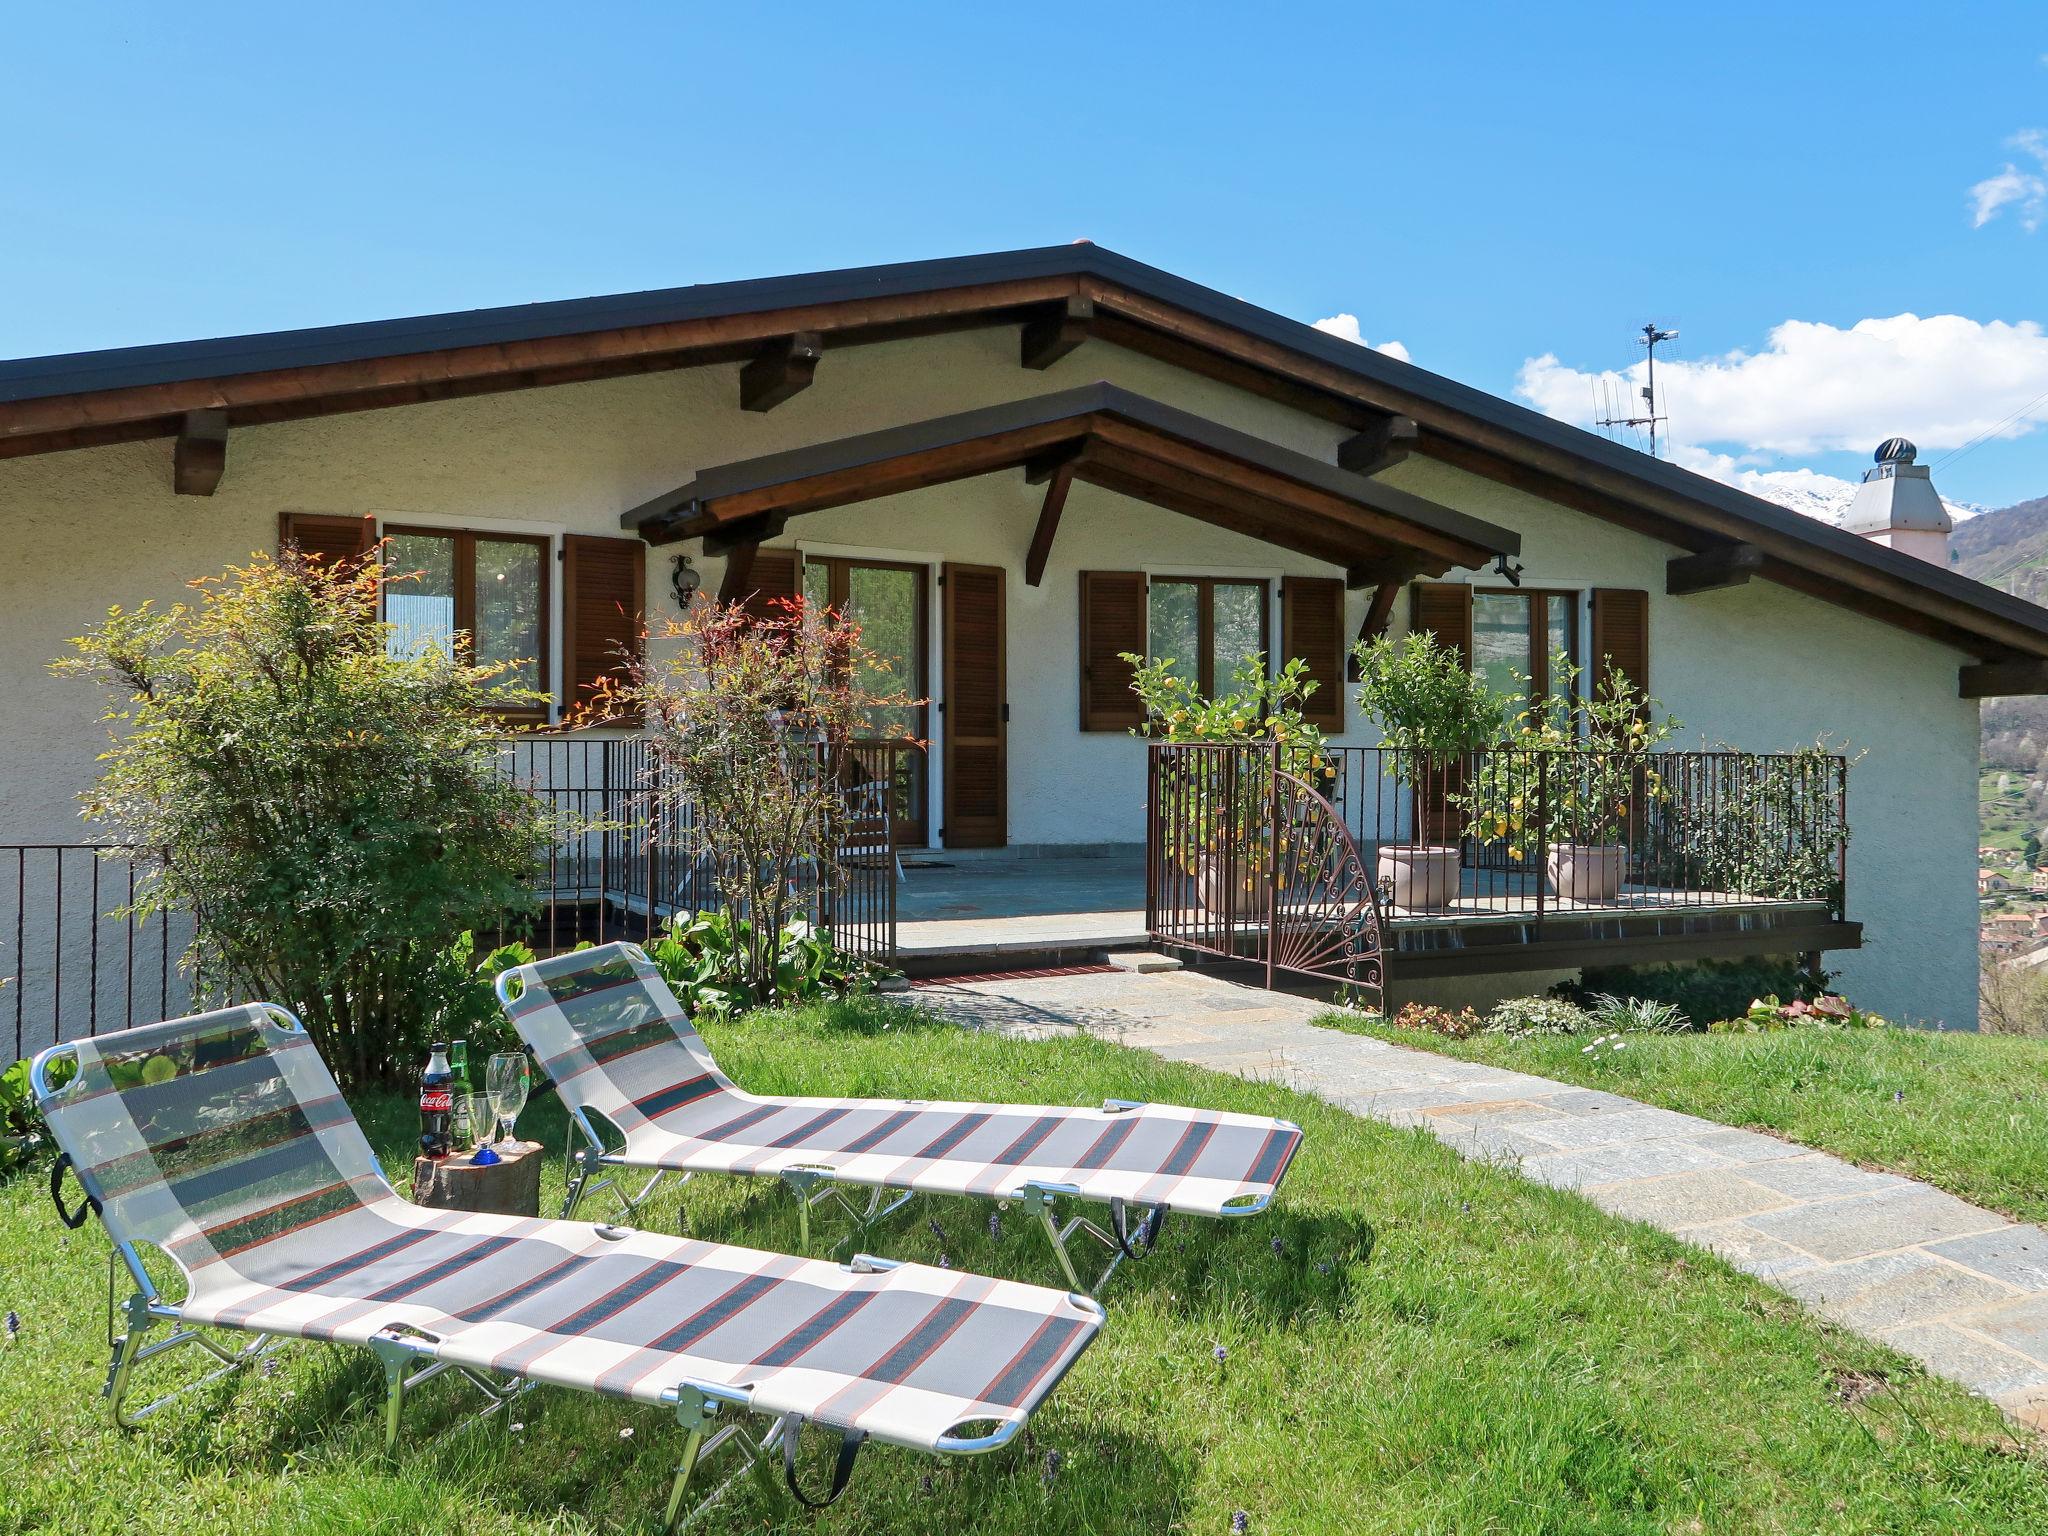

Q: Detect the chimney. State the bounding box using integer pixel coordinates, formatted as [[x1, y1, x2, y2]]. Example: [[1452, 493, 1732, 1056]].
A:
[[1842, 437, 1952, 565]]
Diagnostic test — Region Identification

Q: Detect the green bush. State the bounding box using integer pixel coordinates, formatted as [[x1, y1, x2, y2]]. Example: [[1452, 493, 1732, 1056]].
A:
[[1553, 957, 1828, 1030], [644, 910, 877, 1020], [1483, 996, 1591, 1037], [55, 549, 555, 1088]]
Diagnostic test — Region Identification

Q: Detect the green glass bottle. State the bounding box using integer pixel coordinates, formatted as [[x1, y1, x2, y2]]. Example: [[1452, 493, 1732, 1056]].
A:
[[448, 1040, 472, 1147]]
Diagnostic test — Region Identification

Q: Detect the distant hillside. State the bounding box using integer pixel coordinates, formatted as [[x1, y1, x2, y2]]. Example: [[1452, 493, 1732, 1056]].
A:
[[1954, 495, 2048, 602]]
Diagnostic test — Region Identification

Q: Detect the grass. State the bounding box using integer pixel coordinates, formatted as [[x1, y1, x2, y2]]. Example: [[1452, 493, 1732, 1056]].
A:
[[2, 998, 2046, 1534], [1329, 1014, 2048, 1227]]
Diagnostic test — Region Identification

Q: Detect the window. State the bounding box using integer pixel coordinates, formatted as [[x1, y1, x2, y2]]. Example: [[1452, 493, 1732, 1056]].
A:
[[801, 555, 930, 842], [1147, 577, 1269, 694], [383, 526, 550, 713], [1472, 589, 1577, 705]]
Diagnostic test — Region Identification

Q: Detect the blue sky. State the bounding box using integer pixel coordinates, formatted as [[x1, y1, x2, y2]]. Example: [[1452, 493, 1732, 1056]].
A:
[[6, 2, 2047, 509]]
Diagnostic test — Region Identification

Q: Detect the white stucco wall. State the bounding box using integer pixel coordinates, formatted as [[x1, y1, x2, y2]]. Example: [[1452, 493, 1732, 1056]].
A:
[[0, 322, 1983, 1027]]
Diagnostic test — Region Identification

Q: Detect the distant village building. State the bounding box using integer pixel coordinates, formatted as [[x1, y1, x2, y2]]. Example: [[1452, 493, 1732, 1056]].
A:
[[1982, 869, 2015, 895]]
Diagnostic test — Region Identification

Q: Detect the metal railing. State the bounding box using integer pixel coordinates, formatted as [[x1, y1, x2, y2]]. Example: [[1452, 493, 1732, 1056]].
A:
[[1146, 742, 1387, 1005], [6, 737, 902, 1058], [1147, 741, 1848, 980]]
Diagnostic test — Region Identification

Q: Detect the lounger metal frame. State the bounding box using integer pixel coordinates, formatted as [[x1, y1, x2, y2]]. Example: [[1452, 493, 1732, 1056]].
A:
[[32, 1019, 1033, 1531]]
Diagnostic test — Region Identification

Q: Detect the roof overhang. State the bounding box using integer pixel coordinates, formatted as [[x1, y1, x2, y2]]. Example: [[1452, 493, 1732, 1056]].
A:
[[5, 242, 2047, 684], [623, 382, 1518, 577]]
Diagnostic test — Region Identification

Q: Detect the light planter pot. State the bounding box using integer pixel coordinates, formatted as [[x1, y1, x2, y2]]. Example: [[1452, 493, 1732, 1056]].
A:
[[1193, 852, 1264, 915], [1546, 842, 1626, 903], [1377, 843, 1460, 911]]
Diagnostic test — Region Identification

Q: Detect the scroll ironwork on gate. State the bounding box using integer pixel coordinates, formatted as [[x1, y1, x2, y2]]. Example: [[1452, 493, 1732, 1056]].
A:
[[1145, 741, 1387, 1007]]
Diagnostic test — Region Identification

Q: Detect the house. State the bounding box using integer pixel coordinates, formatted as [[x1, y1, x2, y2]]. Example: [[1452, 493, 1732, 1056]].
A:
[[1985, 913, 2040, 957], [5, 244, 2044, 1041], [1984, 870, 2016, 896]]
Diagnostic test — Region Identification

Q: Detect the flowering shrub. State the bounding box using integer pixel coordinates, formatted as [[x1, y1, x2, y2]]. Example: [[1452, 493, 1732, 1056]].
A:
[[1483, 996, 1591, 1037], [1387, 1001, 1482, 1039], [595, 596, 915, 1003], [1709, 993, 1890, 1033]]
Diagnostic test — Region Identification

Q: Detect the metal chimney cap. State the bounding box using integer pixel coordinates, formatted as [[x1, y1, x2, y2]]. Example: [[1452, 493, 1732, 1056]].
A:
[[1875, 436, 1918, 465]]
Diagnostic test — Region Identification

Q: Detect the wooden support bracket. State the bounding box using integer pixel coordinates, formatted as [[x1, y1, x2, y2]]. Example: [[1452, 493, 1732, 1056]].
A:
[[1021, 296, 1093, 370], [739, 332, 823, 412], [1336, 414, 1418, 477], [1666, 542, 1764, 596], [172, 410, 227, 496]]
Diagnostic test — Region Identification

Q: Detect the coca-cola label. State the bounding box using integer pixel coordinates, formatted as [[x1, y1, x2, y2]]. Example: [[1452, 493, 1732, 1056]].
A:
[[421, 1089, 452, 1113]]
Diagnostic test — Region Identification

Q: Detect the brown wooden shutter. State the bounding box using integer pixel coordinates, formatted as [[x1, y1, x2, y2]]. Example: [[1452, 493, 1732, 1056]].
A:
[[734, 546, 802, 623], [278, 512, 374, 568], [1281, 575, 1346, 732], [563, 535, 646, 723], [1078, 570, 1147, 732], [1590, 588, 1650, 704], [1408, 581, 1473, 664], [1406, 582, 1473, 843], [942, 563, 1007, 848]]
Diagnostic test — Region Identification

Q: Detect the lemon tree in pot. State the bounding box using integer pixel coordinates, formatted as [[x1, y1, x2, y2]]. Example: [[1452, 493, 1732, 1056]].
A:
[[1459, 650, 1678, 903], [1123, 651, 1331, 914], [1352, 632, 1512, 910]]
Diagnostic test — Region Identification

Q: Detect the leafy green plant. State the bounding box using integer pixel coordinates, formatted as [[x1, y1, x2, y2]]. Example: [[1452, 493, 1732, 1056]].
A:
[[1586, 993, 1690, 1034], [1386, 1001, 1482, 1039], [1711, 993, 1890, 1034], [1458, 651, 1678, 854], [1351, 631, 1513, 796], [1482, 996, 1591, 1037], [643, 909, 877, 1020], [1125, 652, 1332, 881], [416, 930, 539, 1059], [55, 549, 555, 1089], [1554, 957, 1830, 1029], [1642, 742, 1853, 910]]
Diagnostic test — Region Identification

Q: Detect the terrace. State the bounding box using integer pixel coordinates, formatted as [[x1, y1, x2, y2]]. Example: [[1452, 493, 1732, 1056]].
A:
[[2, 737, 1854, 1055]]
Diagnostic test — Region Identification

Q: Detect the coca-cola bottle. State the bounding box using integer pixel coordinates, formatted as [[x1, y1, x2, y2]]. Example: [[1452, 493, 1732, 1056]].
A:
[[419, 1042, 454, 1160]]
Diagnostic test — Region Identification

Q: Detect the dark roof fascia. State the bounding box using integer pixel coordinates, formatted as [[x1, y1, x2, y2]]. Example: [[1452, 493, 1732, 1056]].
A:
[[623, 381, 1520, 559]]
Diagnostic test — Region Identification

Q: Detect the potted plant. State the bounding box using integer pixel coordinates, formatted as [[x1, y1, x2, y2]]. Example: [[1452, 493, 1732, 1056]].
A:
[[1124, 651, 1330, 913], [1460, 650, 1678, 902], [1352, 631, 1513, 910]]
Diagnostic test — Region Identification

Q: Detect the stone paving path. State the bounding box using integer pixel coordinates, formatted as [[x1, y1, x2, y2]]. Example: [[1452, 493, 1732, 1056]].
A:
[[910, 964, 2048, 1430]]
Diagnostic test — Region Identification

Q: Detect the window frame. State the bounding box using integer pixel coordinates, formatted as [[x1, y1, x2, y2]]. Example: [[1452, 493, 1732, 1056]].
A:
[[1472, 586, 1579, 708], [1147, 575, 1272, 696], [382, 523, 553, 722]]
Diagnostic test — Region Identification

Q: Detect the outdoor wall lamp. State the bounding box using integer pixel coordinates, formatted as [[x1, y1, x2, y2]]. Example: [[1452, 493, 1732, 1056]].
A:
[[670, 554, 701, 608]]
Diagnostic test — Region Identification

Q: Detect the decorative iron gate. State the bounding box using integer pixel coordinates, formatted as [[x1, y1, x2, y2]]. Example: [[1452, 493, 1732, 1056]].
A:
[[1145, 741, 1386, 1007]]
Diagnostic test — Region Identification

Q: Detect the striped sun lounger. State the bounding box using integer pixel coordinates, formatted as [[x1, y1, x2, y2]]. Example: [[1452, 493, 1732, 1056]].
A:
[[32, 1005, 1103, 1528], [496, 942, 1304, 1293]]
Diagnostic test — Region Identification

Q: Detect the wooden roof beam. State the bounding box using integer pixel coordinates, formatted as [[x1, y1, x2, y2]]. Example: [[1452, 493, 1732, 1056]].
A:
[[703, 510, 789, 557], [716, 540, 761, 604], [1668, 542, 1765, 596], [1337, 414, 1418, 477], [1347, 581, 1404, 679], [739, 332, 823, 412], [1345, 552, 1435, 589], [1021, 296, 1093, 370], [172, 410, 227, 495], [1024, 460, 1075, 587], [1961, 660, 2048, 699]]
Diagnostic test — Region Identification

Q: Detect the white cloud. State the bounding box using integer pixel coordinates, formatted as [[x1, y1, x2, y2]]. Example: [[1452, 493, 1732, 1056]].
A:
[[1969, 129, 2048, 231], [1312, 312, 1410, 363], [1515, 312, 2048, 459]]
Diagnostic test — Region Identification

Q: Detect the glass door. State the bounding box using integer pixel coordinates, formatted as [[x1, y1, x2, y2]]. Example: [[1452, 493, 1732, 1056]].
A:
[[802, 557, 930, 844]]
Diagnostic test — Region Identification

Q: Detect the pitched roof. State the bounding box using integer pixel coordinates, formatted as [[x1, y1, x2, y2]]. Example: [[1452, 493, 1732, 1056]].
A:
[[4, 243, 2046, 672]]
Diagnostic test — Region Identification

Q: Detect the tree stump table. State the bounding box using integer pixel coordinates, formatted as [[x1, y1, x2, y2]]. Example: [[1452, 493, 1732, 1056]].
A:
[[411, 1141, 544, 1218]]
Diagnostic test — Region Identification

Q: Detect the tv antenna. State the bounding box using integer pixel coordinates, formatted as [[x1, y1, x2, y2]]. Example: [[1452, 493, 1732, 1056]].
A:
[[1597, 323, 1679, 458]]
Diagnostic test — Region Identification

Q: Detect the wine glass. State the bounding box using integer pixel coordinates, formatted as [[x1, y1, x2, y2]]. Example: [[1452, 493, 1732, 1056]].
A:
[[486, 1053, 529, 1145]]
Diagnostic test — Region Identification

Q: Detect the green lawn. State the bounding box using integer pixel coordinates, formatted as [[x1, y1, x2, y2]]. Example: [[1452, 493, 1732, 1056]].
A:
[[4, 999, 2047, 1534], [1329, 1016, 2048, 1227]]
